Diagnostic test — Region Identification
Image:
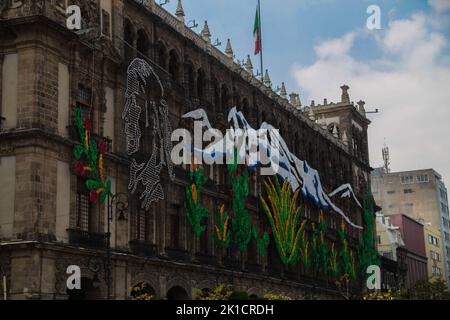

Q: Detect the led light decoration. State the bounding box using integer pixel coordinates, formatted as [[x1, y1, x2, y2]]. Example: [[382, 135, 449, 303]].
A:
[[183, 107, 363, 229], [357, 191, 380, 274], [228, 150, 252, 252], [123, 58, 175, 209], [73, 106, 112, 204], [259, 176, 307, 265], [212, 204, 231, 248], [184, 162, 209, 240]]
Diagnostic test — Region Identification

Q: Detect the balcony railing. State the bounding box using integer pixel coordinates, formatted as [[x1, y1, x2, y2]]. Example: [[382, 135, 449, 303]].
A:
[[266, 265, 282, 277], [67, 228, 108, 249], [129, 240, 158, 258], [195, 253, 217, 266], [223, 256, 242, 270], [165, 247, 190, 262], [67, 124, 113, 153], [245, 263, 262, 273]]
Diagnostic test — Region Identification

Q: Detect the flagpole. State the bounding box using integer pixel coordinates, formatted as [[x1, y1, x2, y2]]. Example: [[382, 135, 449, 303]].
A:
[[258, 0, 264, 81]]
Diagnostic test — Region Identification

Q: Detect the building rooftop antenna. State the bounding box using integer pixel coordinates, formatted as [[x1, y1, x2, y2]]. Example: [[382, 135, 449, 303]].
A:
[[382, 139, 390, 174]]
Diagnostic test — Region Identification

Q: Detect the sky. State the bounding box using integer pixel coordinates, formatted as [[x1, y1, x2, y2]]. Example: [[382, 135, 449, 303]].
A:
[[162, 0, 450, 183]]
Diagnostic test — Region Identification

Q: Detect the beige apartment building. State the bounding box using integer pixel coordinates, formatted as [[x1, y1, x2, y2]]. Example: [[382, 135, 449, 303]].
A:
[[372, 168, 450, 288], [424, 223, 445, 282]]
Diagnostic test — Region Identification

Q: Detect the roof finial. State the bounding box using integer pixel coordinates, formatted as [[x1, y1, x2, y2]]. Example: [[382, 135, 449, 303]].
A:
[[225, 39, 234, 59], [201, 20, 211, 43], [280, 82, 287, 99], [245, 55, 253, 74], [263, 69, 272, 87], [340, 84, 350, 103], [176, 0, 185, 23], [308, 107, 315, 121], [289, 93, 302, 109], [357, 100, 366, 116]]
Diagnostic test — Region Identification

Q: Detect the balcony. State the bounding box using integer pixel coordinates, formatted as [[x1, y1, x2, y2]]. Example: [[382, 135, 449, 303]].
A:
[[195, 253, 218, 266], [67, 125, 113, 153], [245, 263, 263, 274], [165, 247, 190, 262], [67, 228, 108, 249], [223, 256, 242, 270], [284, 270, 299, 281], [267, 264, 282, 277], [129, 240, 158, 258]]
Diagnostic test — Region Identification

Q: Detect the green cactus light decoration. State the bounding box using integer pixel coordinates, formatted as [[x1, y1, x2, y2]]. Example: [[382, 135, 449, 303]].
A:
[[184, 162, 209, 240], [228, 150, 252, 252], [212, 204, 231, 248], [252, 225, 270, 257], [259, 176, 306, 265]]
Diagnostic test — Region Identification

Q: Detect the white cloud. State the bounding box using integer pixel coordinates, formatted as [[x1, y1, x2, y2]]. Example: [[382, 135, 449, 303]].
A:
[[291, 13, 450, 182], [429, 0, 450, 13]]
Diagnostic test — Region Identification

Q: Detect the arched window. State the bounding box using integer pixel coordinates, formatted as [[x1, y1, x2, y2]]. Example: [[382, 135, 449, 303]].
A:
[[169, 49, 179, 82], [124, 18, 135, 61], [221, 85, 229, 114], [158, 43, 167, 70], [197, 69, 205, 102], [185, 62, 195, 99], [242, 98, 249, 113], [137, 29, 150, 59], [212, 80, 220, 113]]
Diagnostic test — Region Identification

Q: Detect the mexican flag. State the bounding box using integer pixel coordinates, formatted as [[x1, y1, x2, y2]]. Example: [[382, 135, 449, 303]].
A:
[[253, 5, 261, 55]]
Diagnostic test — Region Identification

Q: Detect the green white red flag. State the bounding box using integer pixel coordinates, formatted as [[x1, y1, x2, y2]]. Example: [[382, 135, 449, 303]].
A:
[[253, 5, 261, 55]]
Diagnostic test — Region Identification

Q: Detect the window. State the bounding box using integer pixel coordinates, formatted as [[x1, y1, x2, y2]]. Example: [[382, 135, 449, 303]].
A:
[[387, 190, 396, 194], [382, 251, 394, 260], [432, 266, 442, 276], [404, 189, 413, 194], [401, 176, 414, 184], [429, 235, 439, 247], [440, 189, 448, 202], [442, 203, 449, 215], [170, 206, 181, 249], [445, 232, 450, 241], [133, 209, 153, 242], [77, 84, 92, 109], [75, 178, 92, 231], [431, 251, 440, 261], [377, 235, 381, 244], [101, 9, 111, 37], [199, 226, 208, 254], [416, 174, 429, 183]]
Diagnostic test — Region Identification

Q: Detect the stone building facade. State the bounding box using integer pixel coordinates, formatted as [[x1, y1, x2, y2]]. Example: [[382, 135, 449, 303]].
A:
[[0, 0, 372, 300]]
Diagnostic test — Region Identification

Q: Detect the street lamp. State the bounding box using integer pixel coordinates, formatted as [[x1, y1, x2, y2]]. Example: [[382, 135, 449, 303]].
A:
[[106, 192, 129, 300]]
